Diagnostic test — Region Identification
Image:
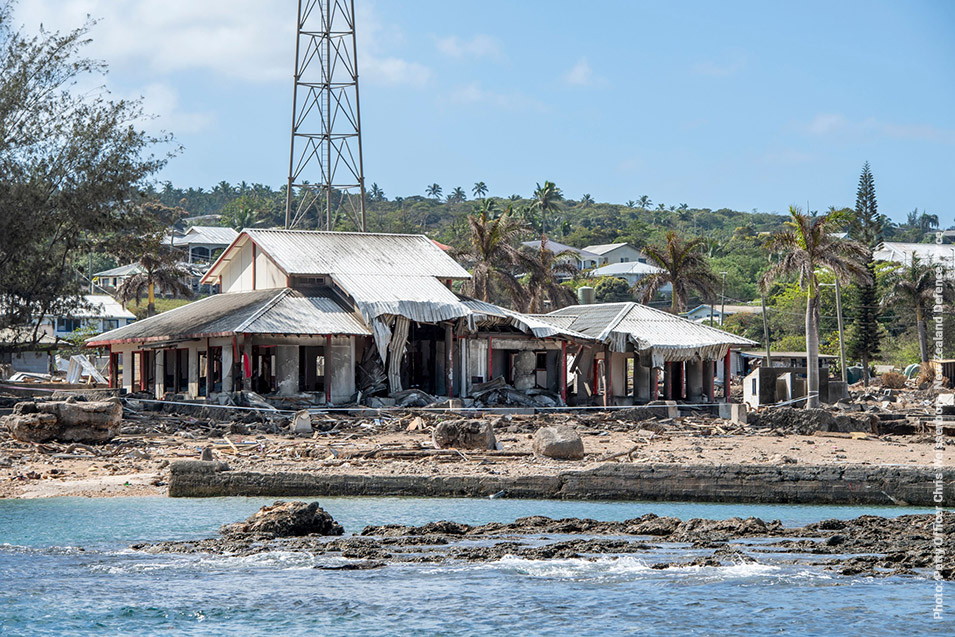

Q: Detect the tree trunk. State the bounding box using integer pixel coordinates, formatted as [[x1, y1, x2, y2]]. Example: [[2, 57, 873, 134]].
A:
[[147, 280, 155, 317], [861, 350, 870, 387], [805, 291, 820, 408], [916, 306, 929, 364]]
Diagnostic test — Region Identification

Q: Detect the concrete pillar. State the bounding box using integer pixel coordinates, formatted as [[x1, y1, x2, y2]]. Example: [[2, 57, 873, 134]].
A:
[[702, 360, 715, 403], [121, 349, 133, 394], [222, 342, 234, 394], [686, 359, 703, 403], [154, 350, 165, 400], [187, 345, 199, 399], [635, 358, 651, 402], [275, 345, 299, 396], [664, 362, 673, 399]]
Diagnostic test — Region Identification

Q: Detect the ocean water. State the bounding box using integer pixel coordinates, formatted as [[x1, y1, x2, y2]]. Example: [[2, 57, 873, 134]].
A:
[[0, 496, 949, 636]]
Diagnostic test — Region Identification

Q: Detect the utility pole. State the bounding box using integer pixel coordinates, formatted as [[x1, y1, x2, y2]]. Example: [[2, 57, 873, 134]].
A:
[[760, 291, 772, 367], [285, 0, 367, 231], [719, 272, 728, 325]]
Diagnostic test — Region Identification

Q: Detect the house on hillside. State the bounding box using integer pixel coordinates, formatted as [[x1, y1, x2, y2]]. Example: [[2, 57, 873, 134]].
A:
[[582, 243, 646, 266], [87, 230, 591, 403], [520, 239, 602, 270], [874, 242, 955, 268], [589, 261, 663, 287], [167, 226, 239, 264], [684, 304, 762, 325], [534, 302, 756, 406]]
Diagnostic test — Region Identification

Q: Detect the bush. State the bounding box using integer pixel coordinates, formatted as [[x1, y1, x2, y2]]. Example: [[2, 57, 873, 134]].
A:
[[881, 371, 907, 389]]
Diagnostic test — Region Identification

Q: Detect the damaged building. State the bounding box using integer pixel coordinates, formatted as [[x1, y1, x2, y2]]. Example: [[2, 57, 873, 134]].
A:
[[86, 230, 591, 406], [534, 302, 757, 405]]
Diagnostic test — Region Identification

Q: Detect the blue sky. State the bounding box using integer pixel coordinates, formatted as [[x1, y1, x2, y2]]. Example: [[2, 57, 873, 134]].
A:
[[16, 0, 955, 224]]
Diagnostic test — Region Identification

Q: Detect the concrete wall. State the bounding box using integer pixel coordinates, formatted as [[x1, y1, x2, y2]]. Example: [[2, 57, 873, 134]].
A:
[[221, 241, 254, 293], [255, 249, 286, 290]]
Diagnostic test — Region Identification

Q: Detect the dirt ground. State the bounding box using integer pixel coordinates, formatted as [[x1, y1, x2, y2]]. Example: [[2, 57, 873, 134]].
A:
[[0, 422, 945, 499]]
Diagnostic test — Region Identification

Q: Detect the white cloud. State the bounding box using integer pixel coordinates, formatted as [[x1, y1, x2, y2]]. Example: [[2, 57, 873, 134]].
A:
[[448, 82, 543, 111], [15, 0, 432, 87], [563, 57, 604, 87], [131, 83, 214, 134], [435, 34, 503, 60], [693, 51, 747, 78], [805, 113, 955, 143]]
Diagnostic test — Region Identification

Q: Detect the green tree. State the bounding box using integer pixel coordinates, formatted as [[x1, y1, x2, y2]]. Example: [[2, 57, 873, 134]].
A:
[[472, 181, 488, 198], [595, 277, 632, 303], [368, 183, 385, 202], [0, 5, 169, 348], [638, 231, 719, 313], [455, 208, 527, 306], [881, 257, 951, 365], [425, 183, 442, 200], [533, 180, 563, 238], [449, 186, 466, 203], [760, 207, 870, 408], [116, 204, 193, 317], [520, 238, 578, 313], [847, 161, 883, 384], [220, 195, 262, 230], [638, 195, 651, 209], [580, 193, 594, 206]]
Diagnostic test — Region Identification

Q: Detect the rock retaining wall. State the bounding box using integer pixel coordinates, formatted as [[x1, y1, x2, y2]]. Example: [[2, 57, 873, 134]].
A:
[[168, 461, 953, 506]]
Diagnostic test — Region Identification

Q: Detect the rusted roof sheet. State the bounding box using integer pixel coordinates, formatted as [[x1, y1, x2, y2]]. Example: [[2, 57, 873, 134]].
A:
[[543, 302, 757, 362], [86, 288, 369, 346]]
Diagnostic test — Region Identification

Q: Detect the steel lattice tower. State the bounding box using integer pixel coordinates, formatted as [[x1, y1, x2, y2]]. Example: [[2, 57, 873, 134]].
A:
[[285, 0, 366, 231]]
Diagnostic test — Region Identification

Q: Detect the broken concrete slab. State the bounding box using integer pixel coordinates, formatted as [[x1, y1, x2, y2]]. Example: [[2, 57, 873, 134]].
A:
[[432, 419, 497, 450], [533, 425, 584, 460]]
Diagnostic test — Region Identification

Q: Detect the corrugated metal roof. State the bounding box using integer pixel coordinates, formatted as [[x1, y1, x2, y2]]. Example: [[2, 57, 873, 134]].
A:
[[173, 226, 239, 247], [70, 295, 137, 320], [543, 302, 757, 362], [462, 299, 593, 341], [582, 243, 630, 255], [238, 229, 471, 279], [519, 239, 600, 258], [590, 262, 662, 277], [333, 273, 469, 325], [86, 288, 369, 346], [93, 263, 143, 278]]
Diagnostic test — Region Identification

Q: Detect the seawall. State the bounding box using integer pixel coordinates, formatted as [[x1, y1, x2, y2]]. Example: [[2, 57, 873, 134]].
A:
[[168, 461, 953, 507]]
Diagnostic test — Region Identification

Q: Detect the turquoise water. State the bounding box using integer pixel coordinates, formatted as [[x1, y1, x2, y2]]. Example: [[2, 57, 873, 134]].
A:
[[0, 497, 949, 635]]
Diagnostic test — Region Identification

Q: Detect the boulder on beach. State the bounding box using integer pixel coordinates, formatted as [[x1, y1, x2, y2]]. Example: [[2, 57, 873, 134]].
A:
[[432, 419, 497, 450], [533, 425, 584, 460], [3, 400, 122, 443], [220, 501, 344, 537]]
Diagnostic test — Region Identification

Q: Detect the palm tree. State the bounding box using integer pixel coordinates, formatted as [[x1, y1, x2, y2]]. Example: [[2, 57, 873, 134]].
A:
[[638, 231, 719, 314], [580, 193, 594, 206], [625, 200, 636, 208], [455, 208, 528, 306], [450, 186, 467, 203], [117, 245, 193, 317], [919, 211, 939, 235], [882, 257, 950, 365], [760, 207, 870, 408], [472, 181, 488, 198], [425, 183, 442, 200], [368, 183, 385, 202], [520, 237, 578, 313], [533, 180, 563, 238], [656, 203, 666, 211], [638, 195, 651, 209]]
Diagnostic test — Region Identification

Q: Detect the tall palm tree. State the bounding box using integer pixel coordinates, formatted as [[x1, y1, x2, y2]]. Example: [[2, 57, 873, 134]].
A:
[[455, 208, 527, 306], [117, 244, 193, 317], [533, 180, 562, 238], [520, 237, 578, 313], [882, 257, 950, 365], [625, 200, 636, 208], [472, 181, 488, 198], [760, 207, 870, 408], [638, 195, 651, 209], [638, 231, 719, 314], [919, 211, 940, 235], [368, 183, 385, 202], [425, 183, 442, 200], [580, 193, 594, 206], [450, 186, 467, 203]]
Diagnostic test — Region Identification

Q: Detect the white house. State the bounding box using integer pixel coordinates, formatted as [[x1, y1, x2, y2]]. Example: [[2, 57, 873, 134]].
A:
[[684, 304, 762, 325], [589, 261, 663, 286], [874, 242, 955, 268], [168, 226, 239, 264], [520, 239, 602, 270], [582, 243, 646, 266]]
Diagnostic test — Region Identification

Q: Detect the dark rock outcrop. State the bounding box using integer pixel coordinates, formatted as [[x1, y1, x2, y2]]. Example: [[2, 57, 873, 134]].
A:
[[432, 419, 497, 450], [219, 501, 344, 537]]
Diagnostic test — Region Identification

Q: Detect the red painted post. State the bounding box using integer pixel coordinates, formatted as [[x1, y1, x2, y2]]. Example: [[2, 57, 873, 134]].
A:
[[724, 348, 732, 402]]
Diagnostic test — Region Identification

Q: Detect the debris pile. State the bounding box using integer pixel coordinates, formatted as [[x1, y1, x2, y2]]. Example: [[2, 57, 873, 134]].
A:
[[2, 399, 122, 443]]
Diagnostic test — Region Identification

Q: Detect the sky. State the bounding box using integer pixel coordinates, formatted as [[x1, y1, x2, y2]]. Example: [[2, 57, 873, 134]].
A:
[[13, 0, 955, 225]]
